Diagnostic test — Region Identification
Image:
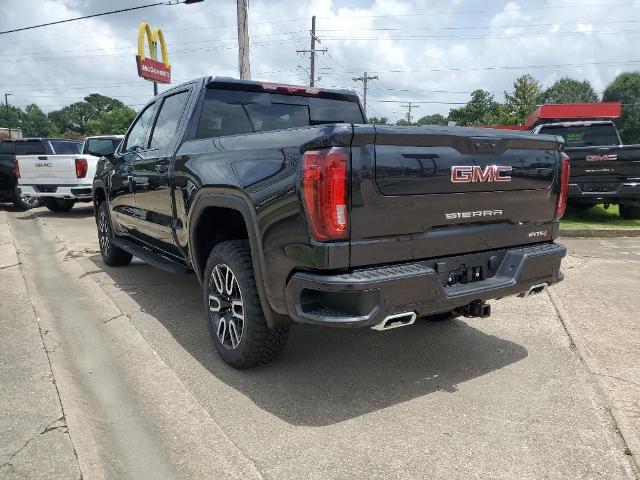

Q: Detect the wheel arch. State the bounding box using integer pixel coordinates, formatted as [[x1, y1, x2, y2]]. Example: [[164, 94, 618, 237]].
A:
[[188, 191, 289, 329]]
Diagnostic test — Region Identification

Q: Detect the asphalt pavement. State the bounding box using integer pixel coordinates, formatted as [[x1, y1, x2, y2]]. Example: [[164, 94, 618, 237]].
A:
[[1, 204, 638, 479]]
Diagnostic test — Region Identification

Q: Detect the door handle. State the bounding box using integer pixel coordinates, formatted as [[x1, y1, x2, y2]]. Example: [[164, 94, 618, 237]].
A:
[[155, 164, 169, 173]]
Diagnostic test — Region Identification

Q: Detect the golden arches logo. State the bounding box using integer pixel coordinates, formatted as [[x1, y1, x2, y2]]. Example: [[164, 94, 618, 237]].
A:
[[135, 22, 171, 84]]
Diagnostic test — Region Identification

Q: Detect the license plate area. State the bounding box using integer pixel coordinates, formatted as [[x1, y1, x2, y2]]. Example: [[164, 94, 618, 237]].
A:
[[423, 248, 510, 288]]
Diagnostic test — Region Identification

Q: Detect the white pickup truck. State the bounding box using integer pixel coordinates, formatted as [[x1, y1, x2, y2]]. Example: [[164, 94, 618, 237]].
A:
[[17, 135, 123, 212]]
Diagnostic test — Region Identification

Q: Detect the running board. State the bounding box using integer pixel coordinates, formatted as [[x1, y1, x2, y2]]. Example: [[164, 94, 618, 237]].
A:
[[111, 237, 191, 274]]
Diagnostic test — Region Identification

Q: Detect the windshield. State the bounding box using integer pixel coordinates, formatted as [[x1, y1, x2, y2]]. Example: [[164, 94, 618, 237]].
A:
[[538, 124, 620, 147], [50, 140, 82, 154], [196, 89, 364, 139], [0, 140, 46, 155]]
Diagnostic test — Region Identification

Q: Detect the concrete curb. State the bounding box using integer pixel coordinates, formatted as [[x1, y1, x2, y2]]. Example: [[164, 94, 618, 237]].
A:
[[560, 228, 640, 238]]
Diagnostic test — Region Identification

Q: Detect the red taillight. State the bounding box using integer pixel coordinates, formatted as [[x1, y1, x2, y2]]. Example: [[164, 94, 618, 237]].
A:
[[13, 159, 20, 179], [301, 147, 349, 241], [555, 152, 570, 220], [75, 158, 88, 178], [260, 82, 321, 95]]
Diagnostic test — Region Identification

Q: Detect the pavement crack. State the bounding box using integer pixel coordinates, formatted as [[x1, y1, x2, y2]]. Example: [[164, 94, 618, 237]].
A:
[[8, 216, 85, 480], [593, 372, 640, 390], [98, 314, 126, 325], [547, 289, 639, 475], [0, 262, 20, 270]]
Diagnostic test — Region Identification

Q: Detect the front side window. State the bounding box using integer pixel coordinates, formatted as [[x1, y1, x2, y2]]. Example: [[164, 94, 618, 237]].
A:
[[123, 103, 156, 152], [149, 91, 190, 150]]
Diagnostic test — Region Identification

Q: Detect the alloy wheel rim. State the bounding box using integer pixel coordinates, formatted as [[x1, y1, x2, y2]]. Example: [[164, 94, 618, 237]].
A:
[[98, 209, 110, 255], [208, 263, 244, 350]]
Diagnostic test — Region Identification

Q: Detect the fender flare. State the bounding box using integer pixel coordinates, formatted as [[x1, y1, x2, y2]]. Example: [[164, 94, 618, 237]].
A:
[[187, 190, 287, 328]]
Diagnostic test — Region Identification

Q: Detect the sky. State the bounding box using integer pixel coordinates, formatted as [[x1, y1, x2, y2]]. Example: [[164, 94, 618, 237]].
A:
[[1, 0, 639, 122]]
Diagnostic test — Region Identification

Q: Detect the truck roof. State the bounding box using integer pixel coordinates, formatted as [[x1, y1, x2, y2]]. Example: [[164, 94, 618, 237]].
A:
[[525, 102, 622, 128], [161, 76, 361, 103]]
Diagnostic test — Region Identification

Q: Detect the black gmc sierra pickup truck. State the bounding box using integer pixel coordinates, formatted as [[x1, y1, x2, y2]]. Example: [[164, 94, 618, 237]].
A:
[[93, 77, 568, 368], [533, 120, 640, 218]]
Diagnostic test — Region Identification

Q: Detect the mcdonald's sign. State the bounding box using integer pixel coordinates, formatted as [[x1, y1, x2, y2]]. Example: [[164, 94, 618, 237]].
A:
[[135, 23, 171, 84]]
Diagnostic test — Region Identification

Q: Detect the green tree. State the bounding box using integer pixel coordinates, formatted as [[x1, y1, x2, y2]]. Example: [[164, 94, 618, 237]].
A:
[[448, 89, 501, 126], [87, 107, 137, 135], [368, 116, 389, 125], [504, 74, 542, 124], [395, 118, 413, 126], [540, 77, 599, 104], [22, 104, 58, 137], [603, 72, 640, 144], [0, 105, 25, 130], [48, 93, 127, 135], [416, 113, 447, 126]]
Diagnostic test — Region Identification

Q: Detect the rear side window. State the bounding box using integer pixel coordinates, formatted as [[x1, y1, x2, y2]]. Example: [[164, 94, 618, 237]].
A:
[[0, 141, 16, 154], [50, 140, 82, 154], [9, 140, 46, 155], [149, 91, 190, 150], [123, 103, 156, 152], [538, 124, 620, 147], [195, 89, 364, 139]]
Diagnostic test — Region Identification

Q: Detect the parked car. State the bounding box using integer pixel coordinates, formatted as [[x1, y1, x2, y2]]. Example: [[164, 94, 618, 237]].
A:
[[93, 77, 568, 368], [16, 135, 121, 212], [1, 138, 81, 210], [527, 103, 640, 219]]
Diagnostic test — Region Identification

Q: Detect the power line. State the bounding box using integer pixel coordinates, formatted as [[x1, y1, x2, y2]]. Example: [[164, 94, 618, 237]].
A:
[[317, 59, 640, 75], [0, 1, 199, 36], [315, 2, 637, 20]]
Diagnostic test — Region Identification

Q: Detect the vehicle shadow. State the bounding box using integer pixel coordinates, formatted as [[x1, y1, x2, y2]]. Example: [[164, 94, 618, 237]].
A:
[[89, 256, 528, 427], [0, 203, 94, 219]]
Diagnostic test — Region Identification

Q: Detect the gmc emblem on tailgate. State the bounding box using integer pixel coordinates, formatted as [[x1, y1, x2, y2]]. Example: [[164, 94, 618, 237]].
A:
[[451, 165, 512, 183], [35, 162, 52, 167]]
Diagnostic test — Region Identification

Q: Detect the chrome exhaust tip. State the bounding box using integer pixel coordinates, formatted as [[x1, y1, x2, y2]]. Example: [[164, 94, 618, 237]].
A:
[[519, 282, 548, 298], [372, 311, 417, 331]]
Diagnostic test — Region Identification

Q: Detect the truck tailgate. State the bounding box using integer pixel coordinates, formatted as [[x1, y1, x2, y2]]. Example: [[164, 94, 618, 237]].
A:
[[564, 145, 640, 181], [17, 155, 79, 184], [349, 125, 563, 266]]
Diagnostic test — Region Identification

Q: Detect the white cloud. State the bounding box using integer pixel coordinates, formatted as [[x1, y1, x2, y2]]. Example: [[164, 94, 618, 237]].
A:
[[1, 0, 639, 122]]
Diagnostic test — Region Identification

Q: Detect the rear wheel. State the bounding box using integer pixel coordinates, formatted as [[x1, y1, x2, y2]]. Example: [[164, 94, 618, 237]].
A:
[[45, 198, 75, 212], [97, 201, 132, 267], [619, 204, 640, 220], [204, 240, 288, 369], [12, 186, 41, 210]]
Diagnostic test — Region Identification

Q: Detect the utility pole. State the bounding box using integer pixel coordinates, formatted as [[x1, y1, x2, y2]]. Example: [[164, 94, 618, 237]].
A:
[[4, 93, 10, 111], [237, 0, 251, 80], [352, 72, 378, 119], [297, 16, 327, 87], [401, 102, 419, 124]]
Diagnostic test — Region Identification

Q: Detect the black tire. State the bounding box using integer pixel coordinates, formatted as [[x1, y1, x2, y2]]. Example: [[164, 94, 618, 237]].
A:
[[423, 311, 458, 322], [203, 240, 289, 369], [96, 201, 132, 267], [45, 198, 75, 212], [12, 186, 41, 210], [619, 204, 640, 220]]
